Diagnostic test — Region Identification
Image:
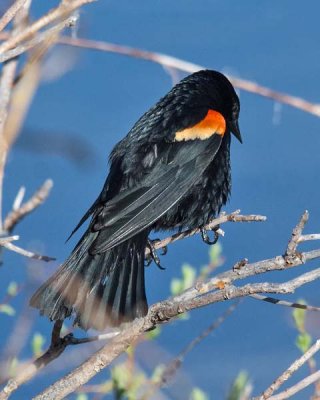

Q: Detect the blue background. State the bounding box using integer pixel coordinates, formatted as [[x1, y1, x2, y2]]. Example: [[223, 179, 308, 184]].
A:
[[1, 0, 320, 398]]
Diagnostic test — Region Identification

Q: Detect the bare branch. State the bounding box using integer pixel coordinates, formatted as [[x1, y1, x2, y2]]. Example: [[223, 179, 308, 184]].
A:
[[285, 210, 309, 262], [254, 339, 320, 399], [0, 33, 319, 116], [0, 0, 32, 233], [0, 319, 119, 399], [0, 0, 27, 33], [0, 61, 17, 232], [298, 233, 320, 243], [0, 235, 19, 245], [3, 264, 319, 400], [0, 335, 71, 400], [4, 179, 53, 233], [0, 211, 318, 399], [51, 320, 63, 347], [12, 186, 25, 211], [0, 15, 79, 63], [54, 36, 320, 117], [150, 301, 239, 394], [31, 266, 320, 399], [0, 61, 17, 136], [0, 0, 96, 55], [146, 210, 266, 256], [249, 293, 320, 312], [1, 241, 55, 262], [267, 370, 320, 400]]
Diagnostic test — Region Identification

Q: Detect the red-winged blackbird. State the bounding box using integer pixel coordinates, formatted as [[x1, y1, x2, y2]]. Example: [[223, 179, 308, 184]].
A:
[[30, 70, 242, 330]]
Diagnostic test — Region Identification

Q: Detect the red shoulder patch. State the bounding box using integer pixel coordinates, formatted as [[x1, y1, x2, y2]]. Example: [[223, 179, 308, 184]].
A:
[[175, 110, 226, 142]]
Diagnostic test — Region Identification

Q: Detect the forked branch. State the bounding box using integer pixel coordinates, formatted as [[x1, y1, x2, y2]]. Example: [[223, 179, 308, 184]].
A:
[[1, 211, 320, 399]]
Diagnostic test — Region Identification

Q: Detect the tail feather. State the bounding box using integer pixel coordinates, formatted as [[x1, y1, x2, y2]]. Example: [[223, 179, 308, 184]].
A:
[[113, 246, 132, 320], [135, 250, 147, 317], [127, 251, 139, 319], [30, 232, 148, 331]]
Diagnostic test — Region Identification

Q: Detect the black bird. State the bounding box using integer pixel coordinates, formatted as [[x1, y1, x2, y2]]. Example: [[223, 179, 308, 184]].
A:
[[30, 70, 242, 330]]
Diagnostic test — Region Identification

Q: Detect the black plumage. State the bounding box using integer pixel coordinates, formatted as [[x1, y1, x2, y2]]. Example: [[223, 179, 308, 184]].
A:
[[30, 70, 242, 330]]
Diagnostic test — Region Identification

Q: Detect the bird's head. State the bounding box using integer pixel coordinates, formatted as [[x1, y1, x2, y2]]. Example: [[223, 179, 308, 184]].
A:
[[180, 70, 242, 143]]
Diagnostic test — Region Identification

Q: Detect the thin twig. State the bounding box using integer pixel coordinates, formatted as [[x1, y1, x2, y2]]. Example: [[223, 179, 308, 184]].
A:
[[0, 60, 17, 135], [68, 331, 120, 345], [12, 186, 25, 211], [267, 370, 320, 400], [175, 211, 314, 303], [0, 0, 96, 55], [255, 339, 320, 399], [1, 241, 55, 262], [0, 327, 123, 400], [0, 15, 78, 63], [146, 210, 266, 256], [249, 294, 320, 312], [4, 179, 53, 233], [0, 33, 319, 117], [0, 206, 315, 398], [53, 36, 320, 117], [298, 234, 320, 243], [0, 335, 72, 400], [1, 255, 319, 399], [0, 32, 319, 117], [0, 235, 19, 245], [31, 268, 320, 399], [0, 212, 315, 399], [0, 62, 17, 233], [285, 210, 309, 262], [0, 0, 31, 233], [2, 37, 57, 152], [51, 320, 63, 347], [151, 302, 239, 394], [0, 0, 27, 33]]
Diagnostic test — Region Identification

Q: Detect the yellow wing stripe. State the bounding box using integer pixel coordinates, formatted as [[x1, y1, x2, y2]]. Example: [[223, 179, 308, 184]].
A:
[[175, 110, 226, 142]]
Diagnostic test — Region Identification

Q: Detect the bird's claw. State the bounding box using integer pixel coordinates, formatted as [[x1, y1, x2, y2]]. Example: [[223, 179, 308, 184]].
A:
[[200, 225, 220, 245], [159, 244, 168, 256], [145, 239, 166, 270]]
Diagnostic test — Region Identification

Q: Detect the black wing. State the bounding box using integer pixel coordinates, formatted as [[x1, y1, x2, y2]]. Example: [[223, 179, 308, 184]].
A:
[[90, 134, 222, 254]]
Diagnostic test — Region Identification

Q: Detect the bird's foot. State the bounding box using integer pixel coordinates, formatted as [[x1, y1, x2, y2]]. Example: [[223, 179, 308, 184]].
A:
[[145, 239, 166, 270], [200, 225, 220, 245]]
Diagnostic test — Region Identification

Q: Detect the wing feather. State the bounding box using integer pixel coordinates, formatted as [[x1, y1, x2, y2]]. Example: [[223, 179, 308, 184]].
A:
[[90, 135, 222, 254]]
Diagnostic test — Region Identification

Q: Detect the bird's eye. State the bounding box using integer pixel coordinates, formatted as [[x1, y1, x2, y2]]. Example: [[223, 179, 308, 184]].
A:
[[232, 102, 239, 119]]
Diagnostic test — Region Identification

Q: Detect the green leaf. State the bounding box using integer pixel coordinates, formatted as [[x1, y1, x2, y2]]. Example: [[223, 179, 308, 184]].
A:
[[227, 370, 250, 400], [7, 281, 18, 296], [171, 264, 196, 296], [126, 345, 135, 357], [0, 304, 15, 316], [170, 278, 183, 296], [99, 379, 113, 394], [177, 311, 190, 320], [145, 326, 162, 340], [292, 299, 307, 332], [190, 387, 209, 400], [151, 364, 165, 383], [32, 333, 46, 357], [126, 372, 145, 400], [112, 363, 147, 399], [182, 264, 196, 289], [209, 242, 222, 264], [296, 332, 312, 353], [112, 363, 130, 391], [9, 357, 19, 377], [76, 395, 88, 400]]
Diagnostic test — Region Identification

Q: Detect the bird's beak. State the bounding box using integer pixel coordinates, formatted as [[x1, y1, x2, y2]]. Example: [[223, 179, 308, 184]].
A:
[[229, 120, 242, 143]]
